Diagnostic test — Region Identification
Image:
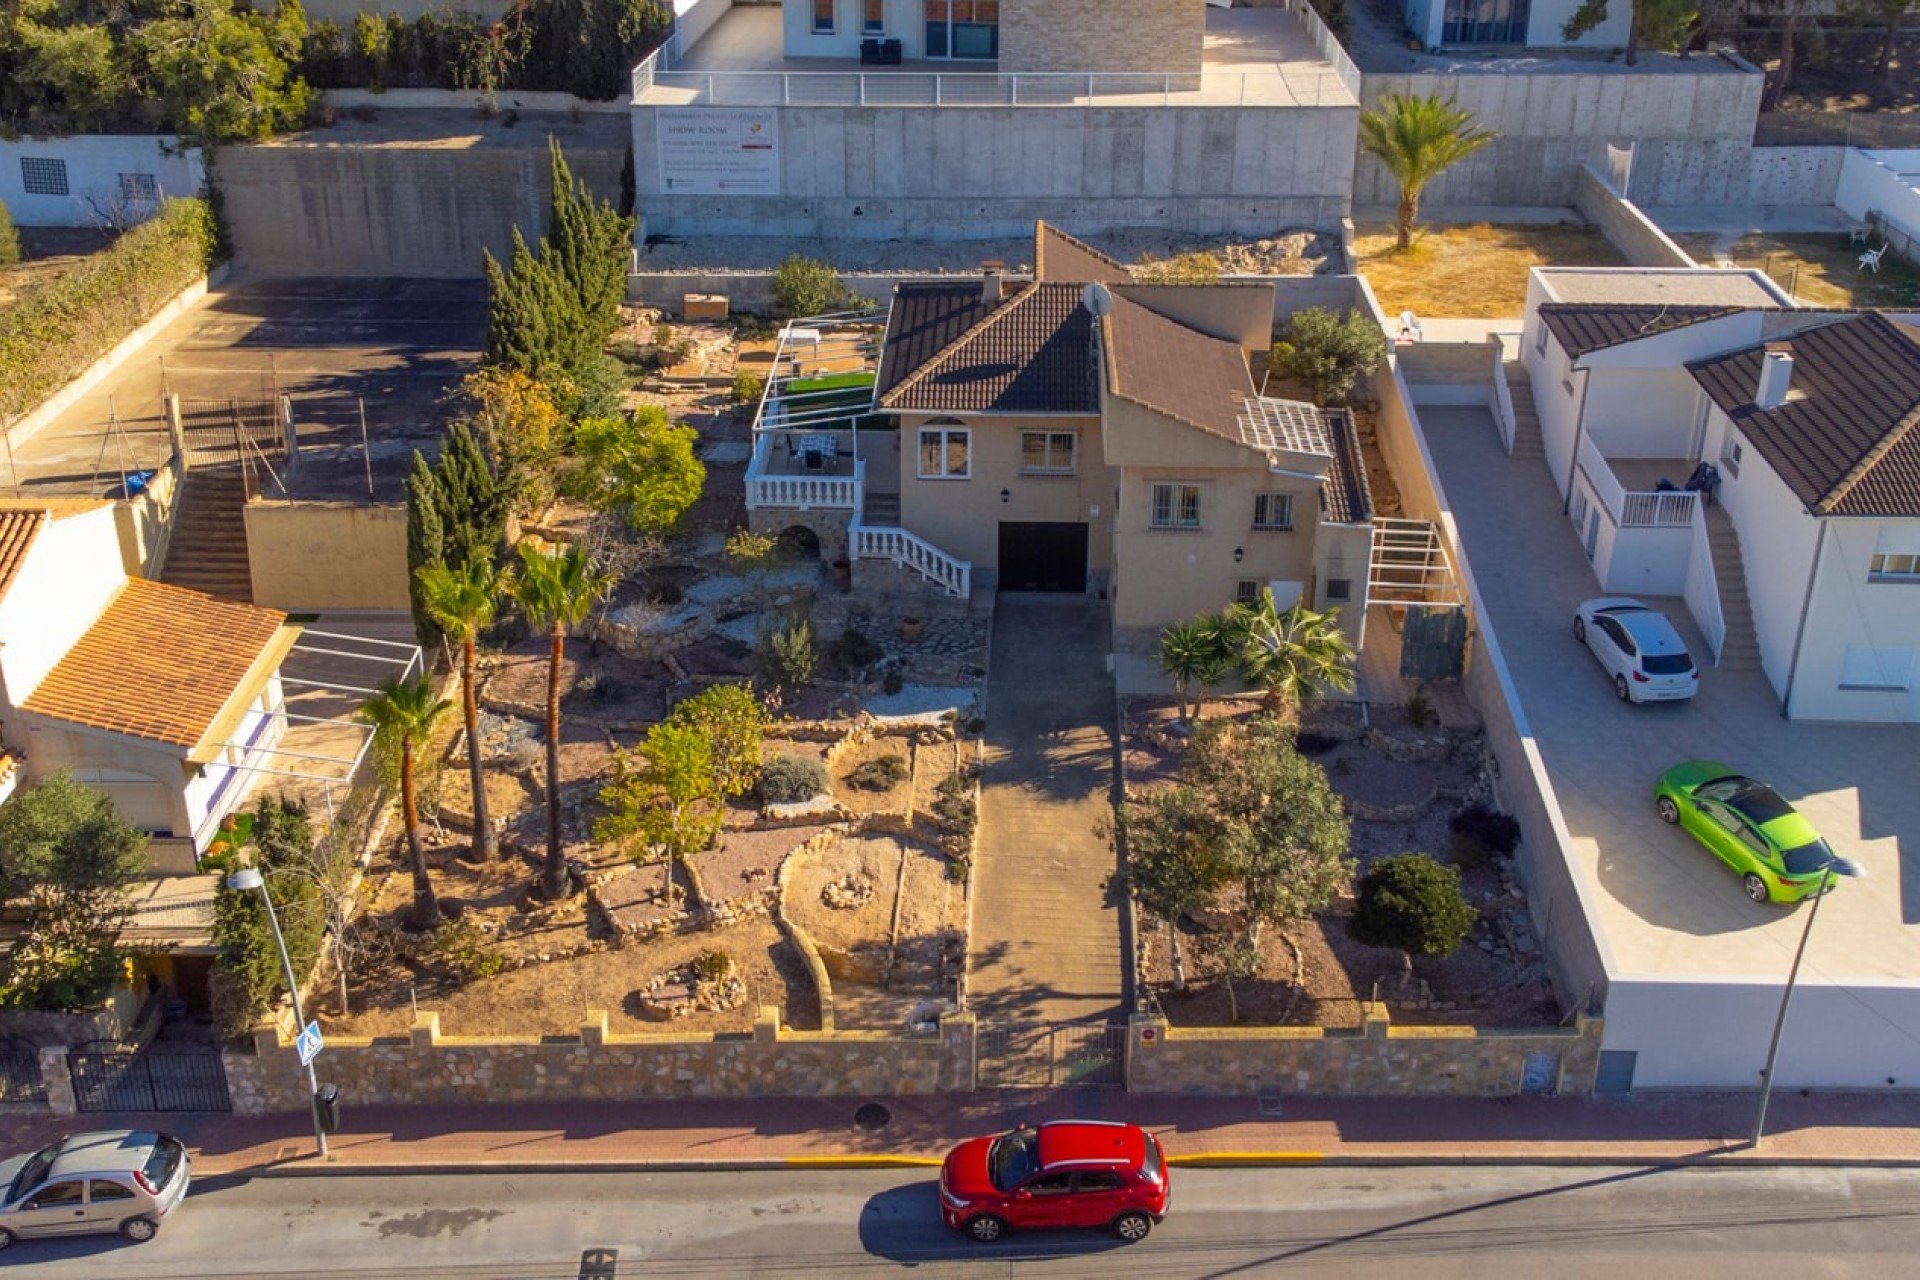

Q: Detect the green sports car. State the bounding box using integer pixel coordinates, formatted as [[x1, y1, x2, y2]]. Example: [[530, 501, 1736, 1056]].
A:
[[1653, 761, 1862, 904]]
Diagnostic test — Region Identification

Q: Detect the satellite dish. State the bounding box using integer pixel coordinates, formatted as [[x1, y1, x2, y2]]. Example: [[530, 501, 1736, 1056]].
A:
[[1081, 282, 1113, 317]]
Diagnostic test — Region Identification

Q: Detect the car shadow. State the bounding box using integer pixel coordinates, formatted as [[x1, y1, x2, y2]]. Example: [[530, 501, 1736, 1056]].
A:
[[857, 1180, 1129, 1265]]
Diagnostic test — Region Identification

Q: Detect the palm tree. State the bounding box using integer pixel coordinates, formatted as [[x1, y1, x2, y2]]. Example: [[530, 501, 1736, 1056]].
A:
[[1159, 619, 1214, 723], [1230, 590, 1358, 717], [1358, 94, 1496, 252], [506, 540, 612, 899], [360, 674, 452, 932], [417, 557, 504, 862]]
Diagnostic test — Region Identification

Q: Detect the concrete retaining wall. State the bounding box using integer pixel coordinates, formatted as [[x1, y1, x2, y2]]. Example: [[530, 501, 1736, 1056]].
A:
[[1128, 1006, 1604, 1097], [1627, 142, 1844, 208], [1356, 64, 1762, 209], [243, 500, 410, 611], [221, 1007, 977, 1114], [633, 104, 1358, 239], [1368, 364, 1610, 1012], [1572, 164, 1695, 268]]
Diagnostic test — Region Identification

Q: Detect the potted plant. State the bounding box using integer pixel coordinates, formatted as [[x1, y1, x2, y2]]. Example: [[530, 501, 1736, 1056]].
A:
[[901, 616, 924, 642], [830, 555, 851, 589]]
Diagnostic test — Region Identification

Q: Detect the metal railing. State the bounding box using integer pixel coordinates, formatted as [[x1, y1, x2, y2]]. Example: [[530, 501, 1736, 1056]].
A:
[[851, 521, 971, 598], [1683, 499, 1727, 665], [1578, 435, 1697, 529], [639, 67, 1349, 107]]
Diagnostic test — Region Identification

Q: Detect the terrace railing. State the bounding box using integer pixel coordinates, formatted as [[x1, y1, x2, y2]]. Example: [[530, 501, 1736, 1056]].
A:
[[744, 437, 864, 512], [637, 68, 1350, 108], [1578, 435, 1697, 530]]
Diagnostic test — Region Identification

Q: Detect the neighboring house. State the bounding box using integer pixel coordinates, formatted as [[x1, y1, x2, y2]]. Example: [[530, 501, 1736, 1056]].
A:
[[779, 0, 1203, 71], [1401, 0, 1631, 50], [1520, 267, 1920, 722], [1, 137, 203, 229], [0, 499, 300, 851], [745, 222, 1377, 653]]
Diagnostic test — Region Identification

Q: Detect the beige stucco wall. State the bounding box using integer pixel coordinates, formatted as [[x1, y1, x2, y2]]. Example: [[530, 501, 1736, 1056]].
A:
[[0, 507, 126, 724], [14, 722, 191, 837], [897, 413, 1113, 584], [244, 500, 410, 612], [998, 0, 1204, 74], [1119, 283, 1274, 349]]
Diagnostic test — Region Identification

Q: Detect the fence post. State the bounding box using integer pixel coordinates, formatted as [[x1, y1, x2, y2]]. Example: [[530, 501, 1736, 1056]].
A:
[[783, 73, 791, 106], [39, 1046, 76, 1116]]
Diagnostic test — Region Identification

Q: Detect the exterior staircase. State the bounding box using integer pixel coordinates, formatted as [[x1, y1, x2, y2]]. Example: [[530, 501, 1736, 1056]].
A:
[[1703, 504, 1761, 672], [1503, 360, 1546, 463], [157, 469, 254, 603], [862, 491, 901, 525]]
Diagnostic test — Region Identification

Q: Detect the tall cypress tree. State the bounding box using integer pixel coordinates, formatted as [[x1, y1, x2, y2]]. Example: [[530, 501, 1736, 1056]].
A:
[[544, 137, 632, 350], [483, 231, 551, 375], [436, 423, 511, 570], [405, 450, 447, 651]]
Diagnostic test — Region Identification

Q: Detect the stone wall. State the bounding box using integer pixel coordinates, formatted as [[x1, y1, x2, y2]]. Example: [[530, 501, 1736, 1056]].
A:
[[1355, 63, 1763, 209], [1127, 1005, 1604, 1097], [223, 1006, 978, 1114], [1571, 164, 1695, 269], [0, 987, 142, 1047], [999, 0, 1204, 75]]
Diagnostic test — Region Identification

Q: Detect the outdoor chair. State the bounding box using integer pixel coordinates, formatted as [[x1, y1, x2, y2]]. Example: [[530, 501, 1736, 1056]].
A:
[[860, 38, 884, 64], [1684, 461, 1720, 507], [1396, 310, 1423, 344], [1849, 223, 1873, 246], [1859, 244, 1887, 274]]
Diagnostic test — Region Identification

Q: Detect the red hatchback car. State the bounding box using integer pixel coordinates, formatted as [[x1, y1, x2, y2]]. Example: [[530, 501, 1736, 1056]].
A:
[[940, 1121, 1170, 1243]]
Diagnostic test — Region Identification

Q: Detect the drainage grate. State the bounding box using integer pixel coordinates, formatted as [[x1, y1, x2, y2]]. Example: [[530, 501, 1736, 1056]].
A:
[[579, 1247, 618, 1280], [1257, 1095, 1284, 1117], [853, 1102, 892, 1131]]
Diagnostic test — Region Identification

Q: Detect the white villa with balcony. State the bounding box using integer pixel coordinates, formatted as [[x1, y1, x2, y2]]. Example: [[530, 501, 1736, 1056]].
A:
[[1519, 267, 1920, 723], [741, 223, 1447, 655]]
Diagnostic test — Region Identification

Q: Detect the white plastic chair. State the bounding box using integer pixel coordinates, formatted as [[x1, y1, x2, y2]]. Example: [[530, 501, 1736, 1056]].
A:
[[1396, 310, 1423, 343], [1859, 244, 1887, 274]]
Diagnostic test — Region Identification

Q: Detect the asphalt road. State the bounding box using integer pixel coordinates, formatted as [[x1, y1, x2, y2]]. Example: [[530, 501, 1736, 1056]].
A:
[[11, 1165, 1920, 1278]]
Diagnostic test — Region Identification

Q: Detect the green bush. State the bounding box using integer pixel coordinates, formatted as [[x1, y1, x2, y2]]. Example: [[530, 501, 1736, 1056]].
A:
[[731, 368, 766, 404], [0, 199, 222, 418], [1449, 804, 1521, 856], [760, 755, 828, 803], [0, 201, 19, 268], [847, 754, 908, 791], [757, 616, 817, 688], [1404, 687, 1435, 729], [208, 797, 324, 1038], [1347, 853, 1476, 962], [1268, 307, 1388, 406], [688, 948, 734, 982], [433, 918, 506, 981], [771, 254, 862, 318], [836, 627, 884, 670]]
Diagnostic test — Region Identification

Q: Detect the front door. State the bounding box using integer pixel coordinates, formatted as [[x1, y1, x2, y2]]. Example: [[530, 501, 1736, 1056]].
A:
[[924, 0, 998, 58], [997, 521, 1088, 593]]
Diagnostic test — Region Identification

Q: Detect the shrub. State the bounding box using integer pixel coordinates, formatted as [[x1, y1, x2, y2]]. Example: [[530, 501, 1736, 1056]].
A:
[[731, 368, 766, 404], [1347, 853, 1476, 962], [1404, 687, 1436, 729], [688, 948, 734, 983], [835, 627, 884, 670], [757, 616, 817, 688], [1449, 804, 1521, 857], [1268, 307, 1388, 406], [932, 769, 977, 838], [1132, 249, 1223, 283], [573, 670, 629, 705], [0, 199, 222, 418], [772, 254, 862, 318], [0, 201, 19, 268], [760, 755, 828, 803], [1307, 0, 1350, 43], [847, 754, 909, 791], [433, 918, 507, 981], [882, 669, 904, 696]]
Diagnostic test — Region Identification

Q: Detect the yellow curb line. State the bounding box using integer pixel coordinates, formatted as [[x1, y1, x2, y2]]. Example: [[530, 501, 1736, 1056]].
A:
[[1168, 1152, 1325, 1167], [784, 1155, 945, 1168]]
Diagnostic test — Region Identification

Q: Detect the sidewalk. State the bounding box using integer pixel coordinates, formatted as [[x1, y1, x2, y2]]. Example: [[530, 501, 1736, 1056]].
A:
[[8, 1091, 1920, 1178]]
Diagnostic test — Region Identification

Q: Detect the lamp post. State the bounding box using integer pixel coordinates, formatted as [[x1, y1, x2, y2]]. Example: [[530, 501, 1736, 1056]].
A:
[[1750, 854, 1862, 1148], [227, 867, 329, 1158]]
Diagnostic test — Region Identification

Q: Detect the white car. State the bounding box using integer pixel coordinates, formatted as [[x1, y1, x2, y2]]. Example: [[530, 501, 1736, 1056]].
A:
[[1572, 597, 1699, 703]]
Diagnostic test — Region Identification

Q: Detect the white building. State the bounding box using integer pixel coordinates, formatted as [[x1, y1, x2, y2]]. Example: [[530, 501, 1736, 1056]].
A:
[[0, 136, 204, 228], [1400, 0, 1630, 50], [1521, 267, 1920, 723]]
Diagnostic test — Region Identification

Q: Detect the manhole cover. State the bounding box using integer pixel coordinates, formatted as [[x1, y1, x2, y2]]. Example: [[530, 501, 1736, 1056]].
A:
[[853, 1102, 892, 1131]]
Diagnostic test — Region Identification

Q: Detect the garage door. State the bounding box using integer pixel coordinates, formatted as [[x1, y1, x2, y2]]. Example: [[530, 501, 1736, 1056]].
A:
[[998, 522, 1088, 593]]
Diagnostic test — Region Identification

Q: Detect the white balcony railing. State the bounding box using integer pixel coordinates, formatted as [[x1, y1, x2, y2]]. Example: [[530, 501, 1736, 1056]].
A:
[[637, 68, 1350, 108], [852, 522, 971, 598], [744, 435, 864, 511], [1578, 435, 1697, 529]]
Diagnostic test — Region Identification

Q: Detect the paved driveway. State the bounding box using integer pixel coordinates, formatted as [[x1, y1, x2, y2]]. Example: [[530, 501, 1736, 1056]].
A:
[[968, 595, 1125, 1026], [1422, 404, 1920, 983], [12, 276, 485, 501]]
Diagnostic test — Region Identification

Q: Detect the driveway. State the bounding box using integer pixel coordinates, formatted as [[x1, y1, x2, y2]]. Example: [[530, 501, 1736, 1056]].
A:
[[10, 276, 485, 501], [1420, 404, 1920, 984], [968, 594, 1125, 1026]]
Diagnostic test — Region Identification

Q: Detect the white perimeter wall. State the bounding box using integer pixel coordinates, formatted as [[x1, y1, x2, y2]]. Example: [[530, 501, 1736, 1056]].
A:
[[0, 136, 203, 227], [1605, 976, 1920, 1089], [1835, 148, 1920, 231]]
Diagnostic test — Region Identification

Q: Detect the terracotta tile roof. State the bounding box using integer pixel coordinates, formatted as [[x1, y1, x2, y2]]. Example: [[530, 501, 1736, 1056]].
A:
[[1103, 292, 1255, 440], [0, 510, 45, 606], [0, 497, 113, 519], [1689, 312, 1920, 518], [1034, 221, 1129, 285], [1539, 303, 1743, 359], [23, 578, 292, 751], [1321, 409, 1375, 525], [874, 282, 1000, 402], [878, 282, 1098, 415]]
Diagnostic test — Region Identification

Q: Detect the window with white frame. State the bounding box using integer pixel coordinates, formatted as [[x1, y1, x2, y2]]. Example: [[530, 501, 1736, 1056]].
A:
[[1149, 482, 1202, 530], [1019, 431, 1075, 474], [1720, 436, 1743, 479], [119, 172, 158, 202], [1870, 552, 1920, 582], [1234, 580, 1261, 606], [917, 425, 969, 479], [1839, 646, 1914, 690], [813, 0, 834, 32], [19, 156, 67, 196], [1252, 492, 1294, 531]]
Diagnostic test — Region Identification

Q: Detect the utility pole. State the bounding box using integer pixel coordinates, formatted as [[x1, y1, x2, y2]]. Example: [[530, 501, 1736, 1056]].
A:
[[1751, 861, 1834, 1148]]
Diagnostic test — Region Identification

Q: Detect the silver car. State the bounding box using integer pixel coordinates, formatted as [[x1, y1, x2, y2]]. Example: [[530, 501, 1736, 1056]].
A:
[[0, 1130, 190, 1249], [1573, 597, 1700, 703]]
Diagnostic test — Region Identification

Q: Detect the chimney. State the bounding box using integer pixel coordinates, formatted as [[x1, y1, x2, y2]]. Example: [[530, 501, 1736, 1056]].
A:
[[1755, 342, 1793, 410], [980, 261, 1004, 304]]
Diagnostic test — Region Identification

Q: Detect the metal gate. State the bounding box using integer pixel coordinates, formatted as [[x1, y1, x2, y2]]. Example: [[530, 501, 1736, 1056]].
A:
[[978, 1022, 1126, 1089], [69, 1048, 231, 1113], [1400, 605, 1469, 681], [0, 1036, 46, 1104]]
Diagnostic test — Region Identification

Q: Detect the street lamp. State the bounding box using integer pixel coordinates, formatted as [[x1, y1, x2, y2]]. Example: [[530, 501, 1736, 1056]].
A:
[[227, 866, 329, 1158], [1750, 851, 1863, 1148]]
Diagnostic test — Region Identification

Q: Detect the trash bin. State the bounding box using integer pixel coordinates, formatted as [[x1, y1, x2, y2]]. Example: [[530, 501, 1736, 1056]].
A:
[[314, 1083, 342, 1134]]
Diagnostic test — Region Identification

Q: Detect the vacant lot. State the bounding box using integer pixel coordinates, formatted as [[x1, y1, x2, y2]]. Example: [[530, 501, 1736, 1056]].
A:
[[1354, 222, 1625, 319], [1672, 232, 1920, 310]]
